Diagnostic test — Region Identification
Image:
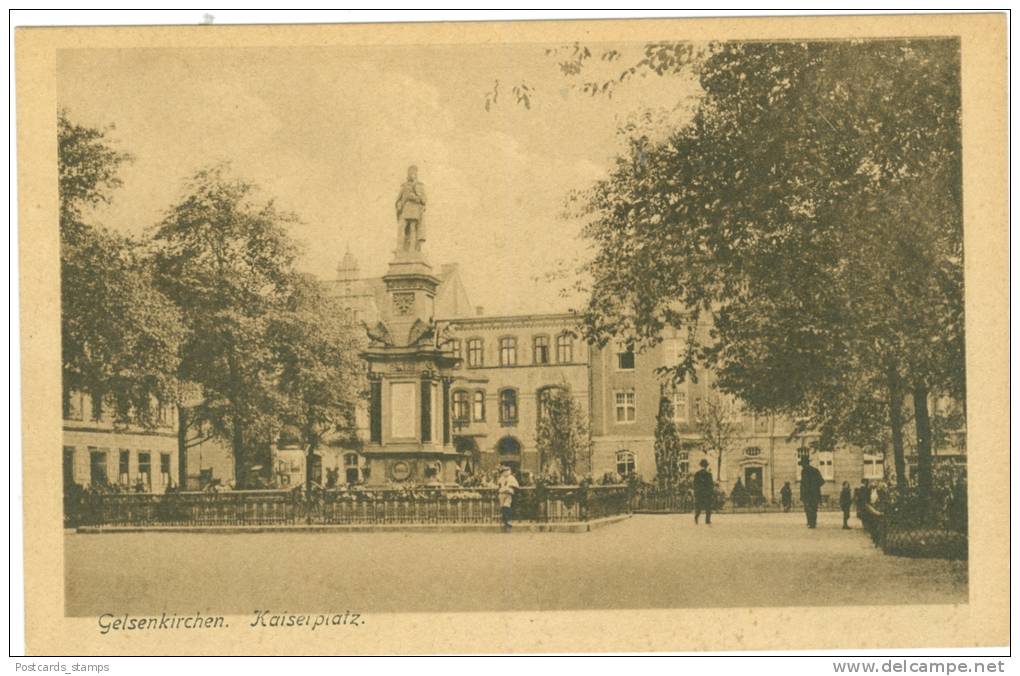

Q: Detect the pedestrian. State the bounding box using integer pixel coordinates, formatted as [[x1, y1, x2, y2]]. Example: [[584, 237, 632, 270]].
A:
[[692, 459, 714, 525], [780, 481, 793, 512], [839, 481, 853, 529], [496, 466, 520, 532], [799, 455, 824, 528], [853, 479, 869, 520]]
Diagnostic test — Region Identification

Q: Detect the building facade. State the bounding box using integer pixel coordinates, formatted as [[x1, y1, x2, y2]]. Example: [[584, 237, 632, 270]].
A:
[[64, 246, 957, 498]]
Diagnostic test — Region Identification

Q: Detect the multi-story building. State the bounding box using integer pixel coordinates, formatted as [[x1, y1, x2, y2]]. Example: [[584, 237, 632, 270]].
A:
[[588, 329, 884, 500], [64, 247, 957, 499], [444, 312, 590, 475], [61, 391, 232, 492]]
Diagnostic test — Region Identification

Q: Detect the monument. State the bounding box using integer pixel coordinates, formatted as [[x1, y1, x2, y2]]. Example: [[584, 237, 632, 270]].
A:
[[360, 166, 462, 485]]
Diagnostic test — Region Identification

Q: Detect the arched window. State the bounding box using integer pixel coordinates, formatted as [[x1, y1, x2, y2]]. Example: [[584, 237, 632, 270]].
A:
[[533, 335, 550, 365], [499, 337, 517, 367], [556, 333, 573, 363], [452, 390, 470, 423], [616, 449, 636, 476], [537, 385, 568, 421], [498, 436, 521, 455], [472, 390, 486, 422], [499, 389, 518, 425]]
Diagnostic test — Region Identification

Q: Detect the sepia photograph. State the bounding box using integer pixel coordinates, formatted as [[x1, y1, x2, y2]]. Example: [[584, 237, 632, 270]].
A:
[[13, 11, 1009, 658]]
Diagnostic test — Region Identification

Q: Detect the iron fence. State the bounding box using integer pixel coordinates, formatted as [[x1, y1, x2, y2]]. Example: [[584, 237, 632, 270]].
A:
[[632, 487, 841, 514], [66, 485, 632, 529]]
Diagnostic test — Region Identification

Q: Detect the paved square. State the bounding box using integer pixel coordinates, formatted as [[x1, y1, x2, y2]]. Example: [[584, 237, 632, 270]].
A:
[[65, 511, 967, 616]]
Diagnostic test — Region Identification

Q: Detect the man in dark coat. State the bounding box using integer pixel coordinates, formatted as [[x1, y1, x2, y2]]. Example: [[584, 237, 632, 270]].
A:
[[799, 456, 824, 528], [692, 458, 715, 525]]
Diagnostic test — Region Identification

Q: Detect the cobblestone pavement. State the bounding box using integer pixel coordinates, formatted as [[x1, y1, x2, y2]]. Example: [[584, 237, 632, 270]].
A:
[[65, 510, 967, 616]]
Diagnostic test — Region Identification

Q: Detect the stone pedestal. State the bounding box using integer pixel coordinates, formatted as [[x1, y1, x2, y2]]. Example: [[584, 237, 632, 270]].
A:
[[361, 246, 461, 485]]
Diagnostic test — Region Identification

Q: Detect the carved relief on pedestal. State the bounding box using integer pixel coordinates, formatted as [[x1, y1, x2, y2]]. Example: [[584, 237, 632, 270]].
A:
[[392, 292, 415, 316]]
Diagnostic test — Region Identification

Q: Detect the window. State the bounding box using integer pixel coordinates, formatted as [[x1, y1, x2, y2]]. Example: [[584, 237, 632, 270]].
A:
[[616, 449, 636, 476], [614, 390, 636, 423], [452, 390, 470, 423], [89, 448, 108, 486], [467, 339, 484, 368], [538, 386, 566, 421], [498, 436, 521, 456], [63, 446, 76, 488], [617, 346, 635, 370], [863, 453, 884, 480], [64, 390, 83, 421], [818, 450, 834, 481], [693, 397, 703, 421], [499, 389, 518, 425], [157, 400, 171, 426], [118, 450, 130, 485], [499, 337, 517, 367], [744, 446, 762, 458], [556, 333, 573, 363], [137, 452, 151, 490], [450, 339, 463, 365], [90, 393, 104, 422], [472, 390, 486, 422], [678, 449, 690, 477], [796, 446, 810, 465], [662, 338, 682, 366], [670, 389, 687, 422], [160, 453, 172, 486], [344, 453, 361, 484], [533, 335, 550, 365]]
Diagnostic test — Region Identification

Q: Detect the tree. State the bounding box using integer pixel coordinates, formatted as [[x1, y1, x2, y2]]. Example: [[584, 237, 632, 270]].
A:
[[566, 40, 962, 500], [653, 395, 684, 488], [536, 386, 591, 481], [694, 390, 739, 480], [272, 274, 366, 493], [59, 111, 183, 427], [153, 164, 300, 486]]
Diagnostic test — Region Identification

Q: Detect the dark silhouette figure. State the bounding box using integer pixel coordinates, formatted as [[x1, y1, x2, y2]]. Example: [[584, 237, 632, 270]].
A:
[[692, 459, 714, 525], [839, 481, 853, 529], [780, 482, 793, 512], [799, 456, 824, 528]]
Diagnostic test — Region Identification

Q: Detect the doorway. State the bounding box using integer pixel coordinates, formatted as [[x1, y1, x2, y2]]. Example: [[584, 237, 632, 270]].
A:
[[744, 466, 764, 496]]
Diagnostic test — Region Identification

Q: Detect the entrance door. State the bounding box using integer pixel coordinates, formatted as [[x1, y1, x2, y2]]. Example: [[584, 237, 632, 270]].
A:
[[744, 466, 763, 496]]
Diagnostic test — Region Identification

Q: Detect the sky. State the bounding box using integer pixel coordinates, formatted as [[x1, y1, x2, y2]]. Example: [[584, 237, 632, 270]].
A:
[[58, 43, 699, 315]]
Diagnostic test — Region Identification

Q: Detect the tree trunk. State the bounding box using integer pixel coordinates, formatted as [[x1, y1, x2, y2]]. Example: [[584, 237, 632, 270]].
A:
[[227, 349, 246, 488], [912, 381, 934, 500], [886, 365, 908, 490], [177, 405, 189, 490]]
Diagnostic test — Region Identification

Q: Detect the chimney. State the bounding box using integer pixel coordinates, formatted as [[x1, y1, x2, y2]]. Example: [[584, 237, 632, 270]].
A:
[[475, 306, 484, 316]]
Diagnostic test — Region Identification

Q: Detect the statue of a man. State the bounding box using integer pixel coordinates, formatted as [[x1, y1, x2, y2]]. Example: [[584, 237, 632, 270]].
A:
[[395, 165, 427, 252]]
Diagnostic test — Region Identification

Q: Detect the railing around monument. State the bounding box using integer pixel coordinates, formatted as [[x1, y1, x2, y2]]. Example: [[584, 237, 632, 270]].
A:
[[66, 485, 631, 529]]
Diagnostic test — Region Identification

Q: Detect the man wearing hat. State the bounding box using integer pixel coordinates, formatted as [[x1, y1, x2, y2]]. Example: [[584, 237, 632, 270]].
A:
[[799, 455, 825, 528], [496, 466, 520, 532], [692, 458, 715, 525]]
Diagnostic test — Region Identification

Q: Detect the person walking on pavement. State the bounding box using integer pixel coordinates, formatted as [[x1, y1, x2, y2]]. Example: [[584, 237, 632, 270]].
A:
[[692, 459, 714, 525], [496, 466, 520, 532], [780, 481, 793, 512], [839, 481, 853, 529], [799, 455, 824, 528]]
